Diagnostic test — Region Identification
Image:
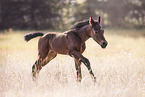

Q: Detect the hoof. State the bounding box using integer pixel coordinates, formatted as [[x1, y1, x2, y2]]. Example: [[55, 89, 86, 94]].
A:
[[32, 72, 38, 81], [93, 77, 96, 82], [76, 78, 82, 82]]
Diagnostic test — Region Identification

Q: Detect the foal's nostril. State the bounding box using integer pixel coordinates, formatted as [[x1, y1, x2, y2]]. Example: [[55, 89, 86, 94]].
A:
[[102, 42, 106, 45], [101, 30, 104, 33], [101, 41, 107, 48]]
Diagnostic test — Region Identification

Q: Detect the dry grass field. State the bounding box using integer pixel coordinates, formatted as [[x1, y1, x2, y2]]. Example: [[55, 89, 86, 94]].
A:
[[0, 29, 145, 97]]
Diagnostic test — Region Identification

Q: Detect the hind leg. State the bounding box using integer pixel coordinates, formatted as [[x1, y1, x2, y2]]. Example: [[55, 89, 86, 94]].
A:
[[32, 57, 42, 81], [41, 51, 57, 66], [32, 51, 57, 80]]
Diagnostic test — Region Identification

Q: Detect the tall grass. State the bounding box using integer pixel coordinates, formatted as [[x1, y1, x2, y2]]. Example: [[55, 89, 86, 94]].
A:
[[0, 29, 145, 97]]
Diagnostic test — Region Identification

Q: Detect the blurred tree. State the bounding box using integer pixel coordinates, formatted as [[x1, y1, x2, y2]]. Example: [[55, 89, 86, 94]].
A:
[[105, 0, 130, 27], [28, 0, 65, 29], [126, 0, 145, 26], [141, 0, 145, 25], [73, 0, 98, 22], [0, 0, 73, 30], [58, 0, 77, 30], [73, 0, 145, 28], [0, 0, 145, 30], [0, 0, 2, 29]]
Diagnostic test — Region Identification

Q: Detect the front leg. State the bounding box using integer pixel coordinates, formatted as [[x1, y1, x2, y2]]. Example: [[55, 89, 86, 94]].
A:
[[75, 59, 82, 82], [70, 50, 96, 82]]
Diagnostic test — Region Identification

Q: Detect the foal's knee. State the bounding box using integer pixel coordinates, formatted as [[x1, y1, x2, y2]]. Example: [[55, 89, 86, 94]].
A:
[[82, 58, 90, 67]]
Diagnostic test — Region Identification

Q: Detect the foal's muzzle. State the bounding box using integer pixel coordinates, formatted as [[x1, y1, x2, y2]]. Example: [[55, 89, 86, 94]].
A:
[[101, 41, 108, 48]]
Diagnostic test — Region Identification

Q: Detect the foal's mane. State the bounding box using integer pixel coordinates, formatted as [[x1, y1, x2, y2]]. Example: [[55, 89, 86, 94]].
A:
[[71, 19, 89, 29]]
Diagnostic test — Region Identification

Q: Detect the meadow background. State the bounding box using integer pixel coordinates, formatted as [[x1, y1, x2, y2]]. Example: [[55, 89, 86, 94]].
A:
[[0, 29, 145, 97], [0, 0, 145, 97]]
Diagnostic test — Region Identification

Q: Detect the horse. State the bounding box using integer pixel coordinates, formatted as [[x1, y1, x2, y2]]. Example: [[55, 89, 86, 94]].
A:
[[24, 16, 108, 82]]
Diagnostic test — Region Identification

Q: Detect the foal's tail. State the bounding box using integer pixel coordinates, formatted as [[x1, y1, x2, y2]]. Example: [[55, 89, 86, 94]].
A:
[[24, 32, 44, 42]]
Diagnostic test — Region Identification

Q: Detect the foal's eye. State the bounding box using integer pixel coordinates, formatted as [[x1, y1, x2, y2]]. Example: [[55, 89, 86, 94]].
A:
[[95, 26, 100, 31], [95, 29, 99, 34], [98, 27, 101, 30]]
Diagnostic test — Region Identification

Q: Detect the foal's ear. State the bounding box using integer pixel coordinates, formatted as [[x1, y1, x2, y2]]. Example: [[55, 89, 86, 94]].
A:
[[89, 16, 95, 26], [98, 16, 101, 24]]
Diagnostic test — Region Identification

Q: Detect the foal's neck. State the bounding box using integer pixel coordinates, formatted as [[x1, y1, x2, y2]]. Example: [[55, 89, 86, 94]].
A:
[[77, 25, 91, 43]]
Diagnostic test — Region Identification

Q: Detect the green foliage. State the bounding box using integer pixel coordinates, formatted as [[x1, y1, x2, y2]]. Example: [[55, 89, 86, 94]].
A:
[[0, 0, 72, 30], [0, 0, 145, 30]]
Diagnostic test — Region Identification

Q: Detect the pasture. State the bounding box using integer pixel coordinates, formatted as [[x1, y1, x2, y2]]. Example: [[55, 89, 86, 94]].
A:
[[0, 29, 145, 97]]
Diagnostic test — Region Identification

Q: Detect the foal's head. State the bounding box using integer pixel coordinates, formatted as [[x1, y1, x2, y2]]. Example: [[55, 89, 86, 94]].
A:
[[89, 16, 108, 48]]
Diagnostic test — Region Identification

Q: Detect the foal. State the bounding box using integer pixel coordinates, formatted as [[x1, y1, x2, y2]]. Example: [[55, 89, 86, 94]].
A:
[[24, 16, 108, 82]]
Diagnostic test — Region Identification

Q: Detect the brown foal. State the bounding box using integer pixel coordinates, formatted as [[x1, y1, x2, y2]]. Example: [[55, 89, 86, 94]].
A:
[[24, 16, 108, 82]]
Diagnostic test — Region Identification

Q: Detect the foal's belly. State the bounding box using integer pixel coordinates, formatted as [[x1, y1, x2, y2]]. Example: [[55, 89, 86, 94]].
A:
[[51, 34, 69, 54]]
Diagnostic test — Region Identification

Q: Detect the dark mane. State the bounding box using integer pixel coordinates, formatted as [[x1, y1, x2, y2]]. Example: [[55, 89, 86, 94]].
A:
[[71, 19, 89, 29]]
